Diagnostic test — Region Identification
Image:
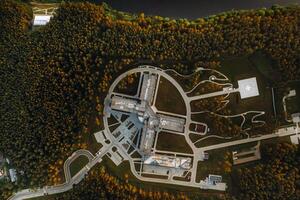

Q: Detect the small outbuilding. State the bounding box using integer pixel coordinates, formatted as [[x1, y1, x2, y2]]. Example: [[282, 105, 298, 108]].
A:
[[292, 113, 300, 123], [33, 15, 52, 26]]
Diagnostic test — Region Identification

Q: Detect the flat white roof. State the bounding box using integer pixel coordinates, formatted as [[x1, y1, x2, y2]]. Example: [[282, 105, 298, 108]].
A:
[[140, 73, 157, 103], [158, 114, 185, 132], [292, 113, 300, 123], [289, 90, 296, 96], [144, 155, 191, 169], [290, 135, 299, 144], [33, 15, 52, 26], [238, 77, 259, 99]]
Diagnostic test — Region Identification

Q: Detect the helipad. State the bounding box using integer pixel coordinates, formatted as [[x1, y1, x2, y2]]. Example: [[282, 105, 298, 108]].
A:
[[238, 77, 259, 99]]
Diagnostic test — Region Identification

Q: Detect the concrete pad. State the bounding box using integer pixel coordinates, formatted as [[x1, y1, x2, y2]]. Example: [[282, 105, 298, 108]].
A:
[[108, 151, 123, 166], [94, 131, 106, 143], [290, 135, 299, 144], [238, 77, 259, 99]]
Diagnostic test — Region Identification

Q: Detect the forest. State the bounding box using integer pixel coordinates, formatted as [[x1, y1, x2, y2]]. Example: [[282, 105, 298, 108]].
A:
[[236, 143, 300, 200], [0, 0, 299, 199]]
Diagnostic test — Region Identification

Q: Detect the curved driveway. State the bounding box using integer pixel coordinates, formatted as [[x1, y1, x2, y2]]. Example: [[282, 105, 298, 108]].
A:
[[9, 149, 97, 200]]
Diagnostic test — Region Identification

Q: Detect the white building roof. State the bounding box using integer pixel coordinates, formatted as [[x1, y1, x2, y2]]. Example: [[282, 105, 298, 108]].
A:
[[144, 155, 191, 169], [292, 113, 300, 123], [0, 168, 4, 177], [9, 169, 17, 182], [158, 114, 185, 132], [140, 73, 157, 104], [289, 90, 296, 96], [111, 96, 139, 113], [238, 77, 259, 99], [290, 135, 299, 144], [208, 174, 222, 184], [33, 15, 52, 26]]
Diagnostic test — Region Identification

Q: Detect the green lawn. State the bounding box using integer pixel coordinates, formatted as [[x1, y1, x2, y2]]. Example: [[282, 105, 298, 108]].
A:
[[155, 76, 186, 115], [70, 155, 89, 177], [155, 132, 193, 154]]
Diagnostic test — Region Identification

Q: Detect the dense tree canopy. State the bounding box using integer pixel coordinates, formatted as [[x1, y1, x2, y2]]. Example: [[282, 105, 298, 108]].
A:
[[236, 143, 300, 200], [0, 0, 299, 199], [54, 166, 189, 200]]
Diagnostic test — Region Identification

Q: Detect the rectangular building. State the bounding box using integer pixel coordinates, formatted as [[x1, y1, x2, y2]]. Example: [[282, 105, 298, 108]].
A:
[[139, 126, 155, 154], [158, 114, 185, 132], [144, 154, 192, 169], [111, 96, 139, 113], [140, 73, 157, 104], [33, 15, 52, 26], [9, 169, 17, 182], [208, 174, 222, 185]]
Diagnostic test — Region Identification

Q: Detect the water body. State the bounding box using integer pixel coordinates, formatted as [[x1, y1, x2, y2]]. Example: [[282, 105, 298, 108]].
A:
[[96, 0, 300, 19]]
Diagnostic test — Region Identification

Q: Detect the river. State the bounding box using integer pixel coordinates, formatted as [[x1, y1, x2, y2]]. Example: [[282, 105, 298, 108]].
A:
[[96, 0, 300, 19]]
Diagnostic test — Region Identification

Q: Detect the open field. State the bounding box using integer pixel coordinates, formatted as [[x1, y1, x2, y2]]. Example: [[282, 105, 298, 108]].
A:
[[70, 155, 89, 177], [219, 54, 274, 118], [155, 132, 193, 154], [155, 76, 186, 115]]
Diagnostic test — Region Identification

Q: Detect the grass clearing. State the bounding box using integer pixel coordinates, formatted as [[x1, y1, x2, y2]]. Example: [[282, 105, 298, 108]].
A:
[[219, 55, 274, 117], [155, 132, 193, 154], [70, 155, 89, 177], [155, 76, 186, 115]]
